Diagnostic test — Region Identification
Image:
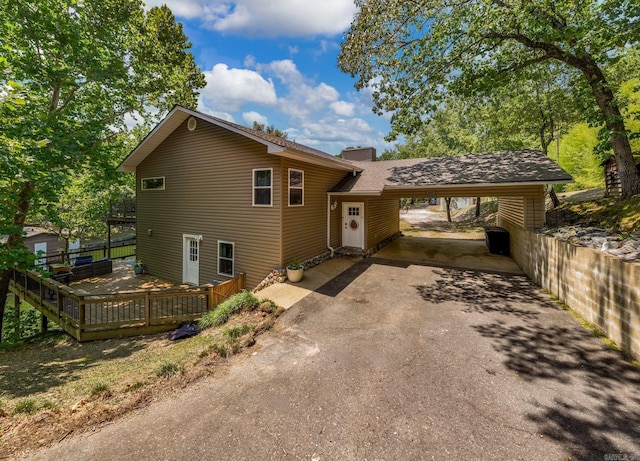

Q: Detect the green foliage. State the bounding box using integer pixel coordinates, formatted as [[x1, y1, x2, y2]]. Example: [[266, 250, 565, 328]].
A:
[[0, 0, 206, 340], [224, 324, 255, 340], [339, 0, 640, 197], [90, 382, 111, 397], [1, 299, 40, 343], [286, 258, 303, 270], [558, 124, 605, 190], [157, 362, 182, 378], [12, 398, 38, 415], [198, 291, 260, 330], [252, 121, 289, 139]]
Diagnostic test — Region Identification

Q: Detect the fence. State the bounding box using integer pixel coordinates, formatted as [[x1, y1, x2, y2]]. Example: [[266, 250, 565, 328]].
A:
[[9, 268, 245, 341], [37, 240, 136, 266]]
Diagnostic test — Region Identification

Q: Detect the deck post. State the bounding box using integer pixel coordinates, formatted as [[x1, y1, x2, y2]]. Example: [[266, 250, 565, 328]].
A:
[[208, 286, 215, 311], [238, 272, 245, 290], [79, 300, 86, 335], [145, 292, 151, 326], [40, 314, 48, 333]]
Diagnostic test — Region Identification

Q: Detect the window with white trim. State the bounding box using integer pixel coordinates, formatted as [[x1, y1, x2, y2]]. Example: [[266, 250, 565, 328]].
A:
[[218, 241, 234, 277], [288, 169, 304, 206], [253, 168, 272, 206], [141, 177, 165, 190]]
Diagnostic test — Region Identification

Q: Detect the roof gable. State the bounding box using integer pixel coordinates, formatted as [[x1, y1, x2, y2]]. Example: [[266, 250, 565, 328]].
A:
[[117, 106, 358, 173]]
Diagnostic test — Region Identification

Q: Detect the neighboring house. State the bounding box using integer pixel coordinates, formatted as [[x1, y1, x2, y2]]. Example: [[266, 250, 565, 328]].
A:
[[1, 227, 77, 267], [118, 106, 572, 289]]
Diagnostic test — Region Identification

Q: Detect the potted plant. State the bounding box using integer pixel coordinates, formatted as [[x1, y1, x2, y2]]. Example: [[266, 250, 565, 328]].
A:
[[286, 258, 304, 283], [134, 260, 144, 275]]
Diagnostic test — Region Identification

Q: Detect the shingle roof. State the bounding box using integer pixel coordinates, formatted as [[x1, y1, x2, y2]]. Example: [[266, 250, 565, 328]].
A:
[[332, 149, 573, 193]]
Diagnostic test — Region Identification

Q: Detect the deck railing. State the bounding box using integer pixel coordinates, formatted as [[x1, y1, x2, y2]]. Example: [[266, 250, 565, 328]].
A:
[[37, 239, 136, 266], [9, 268, 245, 341]]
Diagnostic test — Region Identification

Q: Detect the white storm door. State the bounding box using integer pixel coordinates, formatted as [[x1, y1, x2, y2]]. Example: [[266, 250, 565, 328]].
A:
[[342, 202, 365, 249], [183, 234, 200, 285]]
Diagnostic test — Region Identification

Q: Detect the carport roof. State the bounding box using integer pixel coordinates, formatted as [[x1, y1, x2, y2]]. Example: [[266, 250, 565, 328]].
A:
[[331, 149, 573, 194]]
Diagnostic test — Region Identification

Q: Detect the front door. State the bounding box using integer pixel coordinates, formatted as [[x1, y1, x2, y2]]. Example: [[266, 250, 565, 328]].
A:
[[182, 234, 200, 285], [342, 202, 365, 249]]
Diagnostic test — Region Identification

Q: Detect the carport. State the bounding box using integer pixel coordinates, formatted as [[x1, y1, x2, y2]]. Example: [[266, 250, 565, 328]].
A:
[[328, 149, 573, 261]]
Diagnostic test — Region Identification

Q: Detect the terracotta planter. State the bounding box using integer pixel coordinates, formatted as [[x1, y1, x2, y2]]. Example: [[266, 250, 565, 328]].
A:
[[286, 267, 303, 283]]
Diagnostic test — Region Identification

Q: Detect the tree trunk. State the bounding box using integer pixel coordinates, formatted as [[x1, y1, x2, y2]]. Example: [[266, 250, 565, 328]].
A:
[[0, 182, 34, 343], [444, 197, 452, 222], [475, 197, 481, 218], [549, 186, 560, 208], [581, 60, 640, 198]]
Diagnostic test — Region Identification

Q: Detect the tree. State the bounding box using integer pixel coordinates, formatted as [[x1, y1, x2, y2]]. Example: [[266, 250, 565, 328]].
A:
[[0, 0, 205, 341], [252, 121, 289, 139], [339, 0, 640, 198]]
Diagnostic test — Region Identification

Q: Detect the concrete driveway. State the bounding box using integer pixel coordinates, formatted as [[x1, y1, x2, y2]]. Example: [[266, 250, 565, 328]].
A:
[[23, 254, 640, 460]]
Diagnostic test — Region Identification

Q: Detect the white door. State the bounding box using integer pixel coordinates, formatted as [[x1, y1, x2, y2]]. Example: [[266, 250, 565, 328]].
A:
[[342, 202, 365, 249], [34, 242, 47, 267], [182, 235, 200, 285]]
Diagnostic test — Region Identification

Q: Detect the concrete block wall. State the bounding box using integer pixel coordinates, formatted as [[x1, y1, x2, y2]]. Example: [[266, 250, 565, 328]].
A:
[[502, 222, 640, 360]]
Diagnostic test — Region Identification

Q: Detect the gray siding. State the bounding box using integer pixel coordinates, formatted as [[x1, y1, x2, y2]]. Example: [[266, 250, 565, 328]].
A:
[[136, 120, 282, 289]]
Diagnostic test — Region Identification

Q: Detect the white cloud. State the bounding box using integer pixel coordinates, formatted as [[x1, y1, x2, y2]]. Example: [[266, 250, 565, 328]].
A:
[[257, 59, 302, 85], [200, 63, 277, 111], [242, 111, 268, 126], [201, 0, 356, 38], [330, 101, 355, 117]]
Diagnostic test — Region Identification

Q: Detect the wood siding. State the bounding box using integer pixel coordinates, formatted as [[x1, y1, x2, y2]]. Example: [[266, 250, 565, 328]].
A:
[[366, 198, 400, 249], [136, 120, 282, 289], [281, 159, 347, 265], [328, 195, 399, 251], [497, 190, 545, 231]]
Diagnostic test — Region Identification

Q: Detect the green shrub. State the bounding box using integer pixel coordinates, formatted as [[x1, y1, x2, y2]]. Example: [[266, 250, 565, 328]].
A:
[[199, 291, 260, 330]]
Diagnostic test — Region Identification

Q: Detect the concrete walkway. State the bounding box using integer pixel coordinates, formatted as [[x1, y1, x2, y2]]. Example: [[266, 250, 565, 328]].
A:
[[21, 237, 640, 460]]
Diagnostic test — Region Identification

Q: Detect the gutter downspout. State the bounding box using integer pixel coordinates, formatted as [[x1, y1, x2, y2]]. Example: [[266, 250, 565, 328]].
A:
[[327, 194, 335, 258]]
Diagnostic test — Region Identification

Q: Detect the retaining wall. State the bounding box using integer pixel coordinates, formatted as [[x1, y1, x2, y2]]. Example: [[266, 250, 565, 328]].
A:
[[502, 222, 640, 360]]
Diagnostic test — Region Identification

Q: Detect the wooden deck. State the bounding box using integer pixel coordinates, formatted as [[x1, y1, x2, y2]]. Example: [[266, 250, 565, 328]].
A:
[[9, 264, 244, 341]]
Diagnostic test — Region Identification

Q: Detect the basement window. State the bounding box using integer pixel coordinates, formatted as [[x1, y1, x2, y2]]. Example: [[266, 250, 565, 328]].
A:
[[218, 241, 234, 277]]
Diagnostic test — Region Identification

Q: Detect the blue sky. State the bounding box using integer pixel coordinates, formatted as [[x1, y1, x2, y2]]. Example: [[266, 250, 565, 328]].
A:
[[144, 0, 394, 155]]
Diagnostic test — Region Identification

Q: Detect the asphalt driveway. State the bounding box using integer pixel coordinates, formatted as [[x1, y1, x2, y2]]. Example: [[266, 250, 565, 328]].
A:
[[23, 258, 640, 460]]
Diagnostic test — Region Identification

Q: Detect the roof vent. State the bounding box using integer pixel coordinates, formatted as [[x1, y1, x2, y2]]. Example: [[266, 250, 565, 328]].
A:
[[187, 116, 197, 132]]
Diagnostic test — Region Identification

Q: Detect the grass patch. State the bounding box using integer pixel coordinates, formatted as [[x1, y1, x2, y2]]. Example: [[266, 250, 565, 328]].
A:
[[157, 362, 183, 378], [0, 294, 281, 459], [90, 382, 111, 396], [12, 398, 39, 415], [199, 291, 260, 329], [547, 196, 640, 233]]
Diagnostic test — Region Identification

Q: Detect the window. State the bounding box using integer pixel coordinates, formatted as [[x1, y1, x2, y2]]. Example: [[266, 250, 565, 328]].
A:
[[218, 241, 234, 277], [141, 177, 165, 190], [253, 169, 272, 206], [288, 169, 304, 206]]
